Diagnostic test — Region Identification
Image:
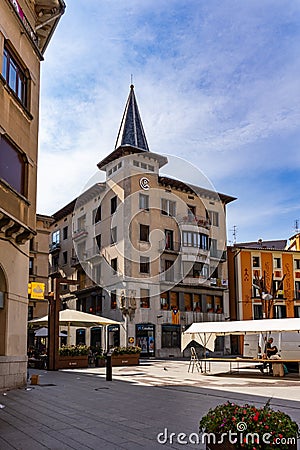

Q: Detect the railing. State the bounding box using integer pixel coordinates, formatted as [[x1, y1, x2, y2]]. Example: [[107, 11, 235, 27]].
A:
[[210, 249, 227, 261], [180, 275, 210, 285], [72, 228, 88, 241], [177, 214, 211, 229], [159, 271, 182, 283], [159, 240, 181, 253], [210, 278, 228, 288], [71, 256, 80, 267], [85, 246, 101, 259], [49, 242, 61, 252], [49, 264, 59, 275]]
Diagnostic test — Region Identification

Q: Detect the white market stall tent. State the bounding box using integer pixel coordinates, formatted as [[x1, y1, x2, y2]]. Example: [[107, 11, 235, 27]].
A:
[[182, 318, 300, 353]]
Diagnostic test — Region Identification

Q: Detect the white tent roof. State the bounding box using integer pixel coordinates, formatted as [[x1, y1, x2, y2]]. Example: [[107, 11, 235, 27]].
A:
[[34, 327, 66, 337], [29, 309, 122, 327], [182, 318, 300, 351]]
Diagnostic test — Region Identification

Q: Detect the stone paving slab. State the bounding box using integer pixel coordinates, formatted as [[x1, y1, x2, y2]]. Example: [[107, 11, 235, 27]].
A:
[[0, 361, 299, 449]]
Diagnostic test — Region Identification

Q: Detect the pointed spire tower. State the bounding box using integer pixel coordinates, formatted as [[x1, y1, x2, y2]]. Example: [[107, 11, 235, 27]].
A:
[[115, 84, 149, 151]]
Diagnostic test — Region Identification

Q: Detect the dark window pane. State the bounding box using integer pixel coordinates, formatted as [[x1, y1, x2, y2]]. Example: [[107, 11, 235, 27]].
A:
[[0, 135, 25, 194]]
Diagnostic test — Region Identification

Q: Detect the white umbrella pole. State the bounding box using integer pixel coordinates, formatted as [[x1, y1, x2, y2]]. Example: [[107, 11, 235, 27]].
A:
[[67, 322, 71, 346]]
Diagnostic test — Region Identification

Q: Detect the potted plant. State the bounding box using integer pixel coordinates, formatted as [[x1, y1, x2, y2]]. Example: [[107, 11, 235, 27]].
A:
[[58, 345, 89, 369], [95, 354, 106, 367], [199, 400, 299, 450], [111, 346, 141, 366]]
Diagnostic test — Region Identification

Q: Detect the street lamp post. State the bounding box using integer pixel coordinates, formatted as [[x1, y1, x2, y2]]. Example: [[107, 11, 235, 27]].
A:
[[48, 277, 78, 371]]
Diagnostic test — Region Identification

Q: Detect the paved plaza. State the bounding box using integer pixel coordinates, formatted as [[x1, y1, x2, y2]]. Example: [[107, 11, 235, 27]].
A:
[[0, 360, 299, 449]]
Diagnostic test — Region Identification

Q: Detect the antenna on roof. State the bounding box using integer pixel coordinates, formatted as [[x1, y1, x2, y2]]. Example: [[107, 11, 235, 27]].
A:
[[130, 74, 134, 86], [230, 225, 237, 244], [294, 219, 299, 233]]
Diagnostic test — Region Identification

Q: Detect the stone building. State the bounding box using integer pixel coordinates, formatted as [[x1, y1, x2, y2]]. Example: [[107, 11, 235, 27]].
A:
[[49, 85, 235, 357], [0, 0, 64, 390]]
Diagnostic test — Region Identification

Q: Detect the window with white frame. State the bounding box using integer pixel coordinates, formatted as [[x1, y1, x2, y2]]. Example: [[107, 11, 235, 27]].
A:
[[139, 193, 149, 210], [161, 198, 176, 216], [274, 257, 281, 269], [295, 259, 300, 270], [208, 210, 219, 227]]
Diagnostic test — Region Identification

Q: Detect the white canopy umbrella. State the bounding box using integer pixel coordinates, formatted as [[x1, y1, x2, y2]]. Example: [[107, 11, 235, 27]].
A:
[[29, 310, 122, 346], [29, 309, 121, 327], [34, 327, 66, 338], [182, 318, 300, 352]]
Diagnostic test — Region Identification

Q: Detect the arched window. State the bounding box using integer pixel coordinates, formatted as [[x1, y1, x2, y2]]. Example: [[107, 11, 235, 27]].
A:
[[76, 328, 86, 346], [90, 327, 101, 349]]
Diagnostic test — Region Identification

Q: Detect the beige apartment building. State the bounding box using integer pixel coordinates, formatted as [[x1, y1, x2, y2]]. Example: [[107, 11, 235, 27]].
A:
[[49, 85, 235, 357], [0, 0, 64, 390]]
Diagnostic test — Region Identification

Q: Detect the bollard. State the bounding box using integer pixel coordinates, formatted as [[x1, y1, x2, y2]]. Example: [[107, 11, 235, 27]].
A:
[[106, 353, 112, 381]]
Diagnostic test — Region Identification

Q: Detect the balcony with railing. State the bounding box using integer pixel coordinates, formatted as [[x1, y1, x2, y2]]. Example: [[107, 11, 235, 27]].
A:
[[49, 242, 61, 253], [159, 239, 181, 254], [85, 246, 101, 259], [210, 249, 227, 261], [210, 278, 228, 289], [72, 227, 88, 242], [49, 263, 60, 276], [177, 214, 211, 230], [180, 274, 211, 286]]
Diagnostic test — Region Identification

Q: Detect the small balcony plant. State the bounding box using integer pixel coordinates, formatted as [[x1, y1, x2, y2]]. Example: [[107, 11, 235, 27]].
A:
[[199, 400, 299, 450]]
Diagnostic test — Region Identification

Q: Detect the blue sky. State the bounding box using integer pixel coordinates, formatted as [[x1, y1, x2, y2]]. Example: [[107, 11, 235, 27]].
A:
[[37, 0, 300, 244]]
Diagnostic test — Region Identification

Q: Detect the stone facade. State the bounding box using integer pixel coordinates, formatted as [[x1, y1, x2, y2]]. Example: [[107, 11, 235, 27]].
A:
[[0, 0, 64, 390]]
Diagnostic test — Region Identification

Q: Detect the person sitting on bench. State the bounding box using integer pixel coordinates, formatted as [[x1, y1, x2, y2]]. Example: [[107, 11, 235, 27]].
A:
[[259, 337, 278, 374]]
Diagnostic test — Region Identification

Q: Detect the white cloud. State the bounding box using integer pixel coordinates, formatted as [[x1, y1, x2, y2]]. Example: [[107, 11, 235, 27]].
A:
[[37, 0, 300, 242]]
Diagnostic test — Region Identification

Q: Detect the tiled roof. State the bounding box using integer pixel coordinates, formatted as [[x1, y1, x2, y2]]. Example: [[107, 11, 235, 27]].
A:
[[235, 240, 287, 250]]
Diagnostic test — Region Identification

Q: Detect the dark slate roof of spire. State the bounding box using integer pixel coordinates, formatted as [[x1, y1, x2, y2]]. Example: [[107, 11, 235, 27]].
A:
[[115, 85, 149, 151]]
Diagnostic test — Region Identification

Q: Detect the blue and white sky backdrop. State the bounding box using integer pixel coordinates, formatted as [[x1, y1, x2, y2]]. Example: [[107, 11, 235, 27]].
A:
[[37, 0, 300, 244]]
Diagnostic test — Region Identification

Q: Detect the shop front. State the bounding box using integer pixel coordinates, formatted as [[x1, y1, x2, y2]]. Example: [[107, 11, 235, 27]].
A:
[[107, 324, 120, 350], [136, 323, 155, 357]]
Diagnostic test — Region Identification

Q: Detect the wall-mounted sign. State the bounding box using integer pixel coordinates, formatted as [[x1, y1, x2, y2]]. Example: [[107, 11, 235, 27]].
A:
[[128, 337, 135, 344], [139, 177, 150, 190], [28, 282, 45, 300], [9, 0, 38, 46], [108, 325, 120, 332]]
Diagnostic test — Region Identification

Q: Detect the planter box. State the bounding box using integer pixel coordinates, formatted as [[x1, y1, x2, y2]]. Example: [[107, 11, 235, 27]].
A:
[[95, 358, 106, 367], [111, 354, 140, 366], [58, 355, 88, 369]]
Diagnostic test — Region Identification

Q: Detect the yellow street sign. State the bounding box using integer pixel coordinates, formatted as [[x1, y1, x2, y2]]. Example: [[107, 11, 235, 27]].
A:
[[30, 282, 45, 300]]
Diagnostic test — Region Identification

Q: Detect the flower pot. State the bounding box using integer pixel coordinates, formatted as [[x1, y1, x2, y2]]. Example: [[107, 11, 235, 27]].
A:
[[95, 358, 106, 367], [57, 355, 88, 369]]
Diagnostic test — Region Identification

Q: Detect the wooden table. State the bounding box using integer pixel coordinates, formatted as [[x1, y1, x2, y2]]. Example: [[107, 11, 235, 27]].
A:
[[196, 357, 300, 375]]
